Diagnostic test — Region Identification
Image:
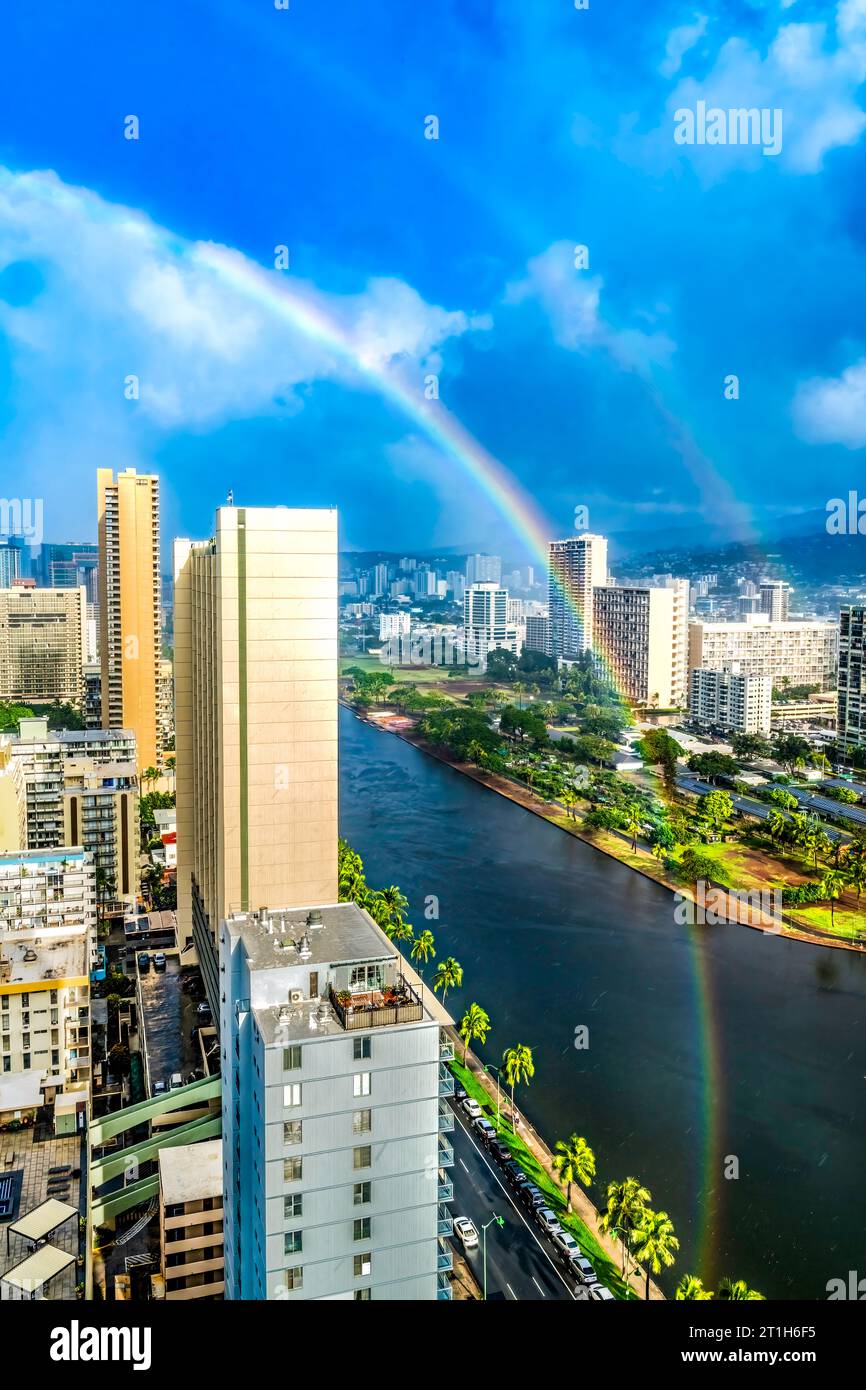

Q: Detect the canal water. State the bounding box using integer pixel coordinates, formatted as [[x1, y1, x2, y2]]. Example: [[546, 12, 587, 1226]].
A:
[[339, 706, 866, 1299]]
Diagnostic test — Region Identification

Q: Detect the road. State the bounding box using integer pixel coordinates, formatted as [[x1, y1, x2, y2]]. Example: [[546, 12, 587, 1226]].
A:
[[675, 775, 851, 843], [448, 1104, 587, 1302]]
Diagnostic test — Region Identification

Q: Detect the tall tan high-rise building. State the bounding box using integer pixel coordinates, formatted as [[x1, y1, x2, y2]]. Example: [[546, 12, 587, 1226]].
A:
[[97, 467, 163, 771], [174, 507, 339, 1010], [593, 578, 689, 708]]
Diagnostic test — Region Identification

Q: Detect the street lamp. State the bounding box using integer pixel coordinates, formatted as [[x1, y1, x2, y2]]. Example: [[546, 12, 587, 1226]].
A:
[[484, 1063, 501, 1126], [481, 1213, 505, 1301]]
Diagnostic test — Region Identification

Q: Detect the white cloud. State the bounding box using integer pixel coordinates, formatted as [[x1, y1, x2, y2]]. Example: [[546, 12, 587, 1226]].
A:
[[659, 15, 709, 78], [793, 358, 866, 447], [504, 241, 675, 373], [653, 0, 866, 173], [0, 166, 489, 513]]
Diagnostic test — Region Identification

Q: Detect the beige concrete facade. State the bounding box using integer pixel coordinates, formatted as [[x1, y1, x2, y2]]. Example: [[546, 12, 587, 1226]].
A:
[[0, 586, 86, 706], [97, 468, 163, 771], [689, 613, 838, 691], [174, 508, 338, 1003], [594, 579, 689, 707], [159, 1139, 224, 1300]]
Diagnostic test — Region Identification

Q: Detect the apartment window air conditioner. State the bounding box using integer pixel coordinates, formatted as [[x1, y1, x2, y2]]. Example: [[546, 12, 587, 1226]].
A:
[[289, 989, 304, 1005]]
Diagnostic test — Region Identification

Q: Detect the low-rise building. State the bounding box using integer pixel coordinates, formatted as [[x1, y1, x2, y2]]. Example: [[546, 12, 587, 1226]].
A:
[[159, 1139, 225, 1301]]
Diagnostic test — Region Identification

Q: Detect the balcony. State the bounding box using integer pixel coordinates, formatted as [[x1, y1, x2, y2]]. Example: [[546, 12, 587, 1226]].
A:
[[439, 1030, 454, 1062], [438, 1064, 454, 1098], [437, 1171, 453, 1203], [329, 976, 423, 1032], [438, 1135, 454, 1169], [437, 1102, 454, 1133], [436, 1273, 453, 1301], [437, 1204, 453, 1237], [437, 1239, 453, 1273]]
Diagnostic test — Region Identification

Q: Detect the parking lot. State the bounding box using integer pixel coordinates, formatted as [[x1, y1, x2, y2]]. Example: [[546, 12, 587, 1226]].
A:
[[135, 954, 207, 1096]]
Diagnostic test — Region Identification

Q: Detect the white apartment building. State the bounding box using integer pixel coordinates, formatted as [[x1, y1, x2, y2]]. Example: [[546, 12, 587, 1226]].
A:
[[0, 846, 96, 1095], [690, 664, 772, 736], [689, 613, 838, 691], [524, 614, 551, 657], [220, 902, 454, 1302], [593, 579, 689, 707], [548, 535, 608, 661], [0, 720, 138, 905], [759, 580, 791, 623], [0, 585, 87, 707], [378, 612, 411, 642], [465, 554, 501, 586], [463, 584, 518, 665]]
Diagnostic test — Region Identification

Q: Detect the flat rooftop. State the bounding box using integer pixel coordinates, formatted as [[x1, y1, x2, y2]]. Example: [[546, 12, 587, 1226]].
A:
[[225, 901, 397, 973], [0, 935, 88, 985], [159, 1138, 223, 1205]]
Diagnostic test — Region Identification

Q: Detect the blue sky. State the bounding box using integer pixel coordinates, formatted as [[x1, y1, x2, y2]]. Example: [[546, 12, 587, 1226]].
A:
[[1, 0, 866, 558]]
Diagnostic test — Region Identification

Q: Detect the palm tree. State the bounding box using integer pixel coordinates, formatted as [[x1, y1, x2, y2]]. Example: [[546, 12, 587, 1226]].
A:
[[466, 740, 487, 768], [514, 681, 526, 710], [410, 928, 436, 973], [561, 788, 578, 821], [848, 856, 866, 902], [142, 765, 159, 792], [767, 809, 788, 845], [716, 1276, 765, 1301], [432, 956, 463, 1004], [599, 1177, 651, 1278], [379, 884, 408, 925], [459, 1003, 491, 1061], [820, 869, 845, 928], [631, 1208, 680, 1300], [552, 1134, 596, 1212], [501, 1044, 534, 1125], [676, 1273, 712, 1300], [626, 803, 642, 853], [391, 918, 414, 952]]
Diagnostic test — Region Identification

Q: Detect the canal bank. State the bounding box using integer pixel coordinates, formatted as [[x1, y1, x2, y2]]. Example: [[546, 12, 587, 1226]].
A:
[[339, 703, 866, 1300]]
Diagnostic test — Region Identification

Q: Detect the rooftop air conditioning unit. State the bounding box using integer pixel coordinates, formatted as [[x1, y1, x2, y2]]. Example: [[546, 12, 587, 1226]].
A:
[[289, 989, 304, 1005]]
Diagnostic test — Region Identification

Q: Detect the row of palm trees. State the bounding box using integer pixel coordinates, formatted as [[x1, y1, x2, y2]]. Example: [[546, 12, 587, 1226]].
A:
[[337, 840, 763, 1301]]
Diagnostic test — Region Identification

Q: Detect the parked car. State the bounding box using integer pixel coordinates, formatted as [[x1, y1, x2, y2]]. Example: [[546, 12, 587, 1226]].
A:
[[572, 1255, 597, 1283], [554, 1230, 581, 1258], [588, 1282, 615, 1301], [169, 1072, 183, 1089], [138, 953, 150, 971], [152, 1080, 166, 1096], [535, 1207, 563, 1235], [461, 1097, 482, 1120], [453, 1216, 479, 1250], [153, 952, 167, 970], [196, 1001, 212, 1017], [454, 1084, 467, 1102], [490, 1140, 510, 1163], [503, 1161, 523, 1185], [473, 1117, 496, 1144], [525, 1188, 548, 1210]]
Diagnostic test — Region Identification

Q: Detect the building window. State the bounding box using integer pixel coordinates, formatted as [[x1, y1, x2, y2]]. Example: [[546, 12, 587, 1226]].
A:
[[353, 1181, 371, 1206], [283, 1266, 303, 1292], [284, 1194, 303, 1220], [282, 1045, 302, 1071], [353, 1037, 371, 1060], [354, 1288, 372, 1301], [2, 1057, 9, 1074], [353, 1218, 371, 1241], [284, 1231, 303, 1256], [353, 1146, 372, 1171], [353, 1073, 371, 1098], [354, 1253, 372, 1278], [353, 1109, 372, 1135], [283, 1120, 303, 1146], [283, 1083, 302, 1109], [283, 1157, 303, 1182]]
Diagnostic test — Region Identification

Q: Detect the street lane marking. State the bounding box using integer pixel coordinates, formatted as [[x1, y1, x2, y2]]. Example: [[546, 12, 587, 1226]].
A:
[[532, 1277, 546, 1297], [451, 1107, 577, 1301], [506, 1283, 517, 1300], [459, 1158, 470, 1172]]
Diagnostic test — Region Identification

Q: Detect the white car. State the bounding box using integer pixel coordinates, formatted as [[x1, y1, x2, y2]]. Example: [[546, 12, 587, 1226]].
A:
[[461, 1097, 483, 1120], [554, 1230, 581, 1258], [453, 1216, 479, 1250], [588, 1282, 615, 1301], [535, 1207, 562, 1235], [169, 1072, 184, 1090], [473, 1116, 496, 1144]]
